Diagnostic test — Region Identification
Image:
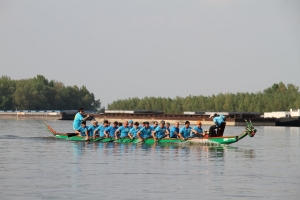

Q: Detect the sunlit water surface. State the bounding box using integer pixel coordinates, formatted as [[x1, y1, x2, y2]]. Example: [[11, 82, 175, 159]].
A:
[[0, 120, 299, 200]]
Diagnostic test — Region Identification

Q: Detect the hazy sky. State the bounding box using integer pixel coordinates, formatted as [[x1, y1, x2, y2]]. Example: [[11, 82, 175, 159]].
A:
[[1, 0, 299, 107]]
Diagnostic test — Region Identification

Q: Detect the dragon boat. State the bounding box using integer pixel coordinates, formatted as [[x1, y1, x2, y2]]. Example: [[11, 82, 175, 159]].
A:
[[45, 120, 256, 145]]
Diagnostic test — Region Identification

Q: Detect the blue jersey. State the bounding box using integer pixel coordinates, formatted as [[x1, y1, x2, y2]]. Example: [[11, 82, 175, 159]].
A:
[[170, 127, 179, 138], [154, 126, 167, 139], [179, 126, 192, 138], [193, 126, 203, 134], [77, 126, 88, 136], [73, 112, 83, 130], [105, 126, 118, 137], [139, 127, 153, 139], [96, 125, 108, 137], [213, 115, 225, 127], [150, 125, 158, 130], [117, 126, 131, 137], [129, 127, 140, 137], [87, 125, 99, 137]]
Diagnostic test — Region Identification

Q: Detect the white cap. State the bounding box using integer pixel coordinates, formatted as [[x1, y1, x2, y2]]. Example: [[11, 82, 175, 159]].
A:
[[209, 113, 216, 118]]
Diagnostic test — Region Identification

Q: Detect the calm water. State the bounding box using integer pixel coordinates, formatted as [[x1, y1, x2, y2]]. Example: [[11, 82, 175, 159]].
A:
[[0, 120, 299, 200]]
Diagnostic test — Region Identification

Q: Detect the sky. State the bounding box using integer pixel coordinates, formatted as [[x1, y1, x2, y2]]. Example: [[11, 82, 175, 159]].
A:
[[1, 0, 300, 107]]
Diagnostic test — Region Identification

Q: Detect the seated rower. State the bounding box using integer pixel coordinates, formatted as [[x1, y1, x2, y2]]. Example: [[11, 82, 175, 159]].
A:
[[104, 121, 118, 138], [75, 121, 89, 140], [170, 122, 180, 138], [128, 120, 134, 129], [128, 122, 140, 139], [151, 121, 158, 130], [191, 121, 204, 138], [94, 120, 109, 138], [114, 120, 131, 140], [87, 119, 99, 138], [139, 122, 146, 129], [152, 120, 170, 142], [179, 121, 192, 140], [137, 121, 153, 141], [209, 113, 226, 137]]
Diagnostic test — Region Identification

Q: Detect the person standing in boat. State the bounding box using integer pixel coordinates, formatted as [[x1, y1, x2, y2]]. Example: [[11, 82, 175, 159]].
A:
[[88, 119, 99, 138], [170, 121, 180, 138], [179, 121, 192, 140], [104, 121, 118, 138], [75, 121, 89, 140], [209, 113, 226, 137], [137, 121, 153, 141], [191, 121, 204, 138], [94, 120, 109, 138], [115, 120, 131, 140], [128, 122, 140, 139], [152, 120, 169, 142], [73, 108, 90, 130]]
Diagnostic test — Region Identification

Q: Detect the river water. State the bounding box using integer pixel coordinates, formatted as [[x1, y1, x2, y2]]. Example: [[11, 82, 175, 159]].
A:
[[0, 120, 299, 200]]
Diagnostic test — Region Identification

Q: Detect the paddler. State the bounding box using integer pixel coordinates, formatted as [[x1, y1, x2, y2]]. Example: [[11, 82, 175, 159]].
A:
[[170, 121, 180, 138], [104, 121, 118, 138], [87, 119, 99, 138], [191, 121, 204, 138], [128, 120, 134, 129], [137, 121, 153, 141], [94, 120, 109, 138], [179, 121, 192, 140], [128, 122, 140, 139], [114, 120, 131, 140], [75, 121, 89, 140], [152, 120, 169, 142], [151, 121, 158, 130], [73, 108, 90, 130]]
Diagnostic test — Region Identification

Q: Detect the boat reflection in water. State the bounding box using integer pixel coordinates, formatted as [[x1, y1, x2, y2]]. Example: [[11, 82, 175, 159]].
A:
[[71, 141, 255, 160]]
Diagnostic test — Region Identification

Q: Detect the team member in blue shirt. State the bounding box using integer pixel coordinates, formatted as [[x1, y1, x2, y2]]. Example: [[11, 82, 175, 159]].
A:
[[191, 121, 204, 138], [137, 122, 153, 141], [209, 113, 226, 137], [94, 120, 109, 138], [115, 121, 131, 139], [87, 119, 99, 138], [128, 120, 134, 129], [170, 121, 180, 138], [152, 120, 170, 142], [128, 122, 140, 139], [151, 121, 158, 130], [179, 121, 192, 139], [104, 121, 118, 138], [73, 108, 90, 130], [75, 121, 89, 140]]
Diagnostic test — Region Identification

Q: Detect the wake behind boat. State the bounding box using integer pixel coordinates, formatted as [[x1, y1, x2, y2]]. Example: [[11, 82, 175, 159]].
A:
[[45, 120, 256, 145]]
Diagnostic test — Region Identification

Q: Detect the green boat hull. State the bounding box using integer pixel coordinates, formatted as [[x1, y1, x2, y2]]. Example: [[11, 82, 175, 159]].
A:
[[46, 122, 255, 145]]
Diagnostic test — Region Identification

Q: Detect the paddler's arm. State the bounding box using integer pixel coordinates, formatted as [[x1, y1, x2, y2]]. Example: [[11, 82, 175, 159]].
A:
[[114, 129, 120, 140], [165, 129, 170, 136], [191, 129, 198, 136], [128, 132, 133, 139], [93, 129, 98, 139], [152, 131, 157, 142], [103, 130, 109, 138], [85, 129, 89, 140], [137, 131, 142, 140], [75, 129, 81, 136]]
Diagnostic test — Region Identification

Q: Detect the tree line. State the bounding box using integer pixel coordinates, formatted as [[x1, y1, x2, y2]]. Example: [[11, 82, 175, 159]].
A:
[[0, 75, 102, 111], [107, 82, 300, 114]]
